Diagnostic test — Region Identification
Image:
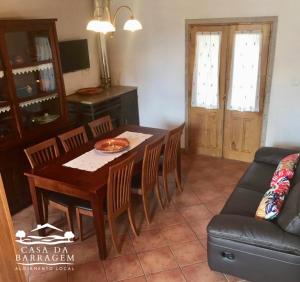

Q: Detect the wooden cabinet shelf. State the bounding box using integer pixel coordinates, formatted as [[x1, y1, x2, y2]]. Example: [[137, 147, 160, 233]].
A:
[[0, 104, 11, 113], [17, 91, 57, 104], [0, 19, 68, 214], [11, 59, 53, 71], [0, 101, 10, 107]]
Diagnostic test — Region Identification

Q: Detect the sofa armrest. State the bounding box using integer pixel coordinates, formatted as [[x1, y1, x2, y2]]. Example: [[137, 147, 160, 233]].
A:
[[207, 214, 300, 255], [254, 147, 298, 166]]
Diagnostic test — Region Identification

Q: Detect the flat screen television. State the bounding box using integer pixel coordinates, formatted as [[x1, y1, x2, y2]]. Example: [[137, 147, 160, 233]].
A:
[[59, 39, 90, 73]]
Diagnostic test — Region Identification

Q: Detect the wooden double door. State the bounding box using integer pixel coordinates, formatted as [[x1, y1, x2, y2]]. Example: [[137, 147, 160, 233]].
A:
[[188, 23, 271, 162]]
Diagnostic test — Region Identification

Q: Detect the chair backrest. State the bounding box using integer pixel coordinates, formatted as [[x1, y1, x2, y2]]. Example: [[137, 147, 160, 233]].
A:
[[142, 136, 164, 191], [88, 115, 113, 138], [24, 138, 60, 169], [107, 153, 137, 216], [163, 123, 185, 173], [58, 126, 88, 153]]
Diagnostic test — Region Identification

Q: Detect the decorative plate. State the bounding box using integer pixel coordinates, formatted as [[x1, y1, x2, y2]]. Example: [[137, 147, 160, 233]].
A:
[[32, 113, 59, 124], [94, 138, 129, 153]]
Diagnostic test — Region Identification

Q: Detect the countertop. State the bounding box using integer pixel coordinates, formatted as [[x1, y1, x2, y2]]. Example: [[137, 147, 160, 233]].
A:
[[66, 86, 137, 105]]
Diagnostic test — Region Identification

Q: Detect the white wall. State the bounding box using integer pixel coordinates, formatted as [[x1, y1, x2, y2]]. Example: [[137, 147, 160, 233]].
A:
[[0, 0, 100, 95], [109, 0, 300, 148]]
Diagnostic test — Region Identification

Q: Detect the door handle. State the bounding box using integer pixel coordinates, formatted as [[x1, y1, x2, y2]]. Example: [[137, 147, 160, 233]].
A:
[[222, 251, 235, 261]]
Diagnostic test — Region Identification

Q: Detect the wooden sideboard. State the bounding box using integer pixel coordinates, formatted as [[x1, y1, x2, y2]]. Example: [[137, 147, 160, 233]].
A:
[[66, 86, 139, 133]]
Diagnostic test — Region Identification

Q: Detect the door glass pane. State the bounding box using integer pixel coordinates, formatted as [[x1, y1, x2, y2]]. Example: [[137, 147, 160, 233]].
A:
[[0, 58, 16, 138], [5, 31, 60, 128], [191, 32, 221, 109], [5, 31, 56, 99], [0, 108, 14, 138], [5, 31, 61, 129], [13, 64, 57, 100], [227, 31, 262, 112], [19, 94, 60, 129], [5, 31, 52, 66], [0, 59, 5, 101]]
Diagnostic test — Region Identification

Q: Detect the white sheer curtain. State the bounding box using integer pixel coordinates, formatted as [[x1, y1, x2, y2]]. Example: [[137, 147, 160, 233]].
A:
[[227, 31, 262, 112], [35, 36, 55, 93], [191, 32, 221, 109]]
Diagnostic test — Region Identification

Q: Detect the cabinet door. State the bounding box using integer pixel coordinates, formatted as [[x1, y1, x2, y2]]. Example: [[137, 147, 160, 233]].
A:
[[4, 27, 65, 133], [121, 91, 139, 125]]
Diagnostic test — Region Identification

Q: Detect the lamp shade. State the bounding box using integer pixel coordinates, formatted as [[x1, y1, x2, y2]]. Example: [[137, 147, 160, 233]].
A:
[[123, 19, 143, 32], [87, 19, 116, 33]]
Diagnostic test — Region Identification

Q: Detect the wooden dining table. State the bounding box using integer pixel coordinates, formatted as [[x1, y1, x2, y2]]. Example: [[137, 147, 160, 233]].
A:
[[24, 125, 169, 260]]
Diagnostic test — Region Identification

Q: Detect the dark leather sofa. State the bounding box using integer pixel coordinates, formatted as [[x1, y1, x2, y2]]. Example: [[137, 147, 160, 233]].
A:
[[207, 147, 300, 282]]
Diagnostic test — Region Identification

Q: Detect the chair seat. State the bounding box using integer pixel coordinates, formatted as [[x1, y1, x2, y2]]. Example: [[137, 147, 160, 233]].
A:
[[74, 198, 108, 213], [45, 191, 89, 208], [75, 200, 92, 211]]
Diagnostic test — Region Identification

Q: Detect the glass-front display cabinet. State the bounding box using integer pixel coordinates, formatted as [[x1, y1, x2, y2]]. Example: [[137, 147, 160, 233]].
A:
[[0, 19, 67, 148], [0, 19, 68, 214]]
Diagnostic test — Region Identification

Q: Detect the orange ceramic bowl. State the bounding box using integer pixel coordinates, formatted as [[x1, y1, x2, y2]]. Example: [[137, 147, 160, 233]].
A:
[[94, 138, 129, 153]]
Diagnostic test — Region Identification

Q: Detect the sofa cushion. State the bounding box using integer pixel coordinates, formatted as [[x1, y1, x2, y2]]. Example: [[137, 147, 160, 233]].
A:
[[278, 183, 300, 236], [254, 147, 300, 185], [221, 186, 263, 217], [237, 162, 275, 194], [208, 214, 300, 256], [255, 147, 298, 166], [256, 153, 300, 220]]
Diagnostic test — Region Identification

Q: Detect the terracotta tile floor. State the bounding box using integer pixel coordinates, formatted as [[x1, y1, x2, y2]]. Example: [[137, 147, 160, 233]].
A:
[[13, 154, 249, 282]]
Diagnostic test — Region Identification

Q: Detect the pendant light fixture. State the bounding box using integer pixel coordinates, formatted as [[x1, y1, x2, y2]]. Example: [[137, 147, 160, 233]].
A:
[[87, 0, 142, 34]]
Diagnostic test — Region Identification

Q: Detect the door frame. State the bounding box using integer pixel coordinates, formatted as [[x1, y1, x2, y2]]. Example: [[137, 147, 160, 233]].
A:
[[0, 174, 26, 281], [185, 16, 278, 155]]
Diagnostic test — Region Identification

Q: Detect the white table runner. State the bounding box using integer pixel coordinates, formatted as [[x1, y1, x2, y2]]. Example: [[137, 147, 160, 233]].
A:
[[63, 131, 153, 172]]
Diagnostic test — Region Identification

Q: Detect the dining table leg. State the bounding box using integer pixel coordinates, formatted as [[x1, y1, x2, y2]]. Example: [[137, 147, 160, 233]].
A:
[[28, 177, 45, 236], [91, 190, 107, 260]]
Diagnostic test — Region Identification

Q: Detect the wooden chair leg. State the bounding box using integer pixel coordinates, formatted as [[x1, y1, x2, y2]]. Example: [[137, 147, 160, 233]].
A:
[[142, 192, 151, 224], [108, 216, 120, 253], [127, 205, 138, 237], [43, 196, 49, 223], [76, 208, 83, 241], [155, 177, 164, 210], [162, 174, 170, 204], [174, 168, 183, 192], [65, 207, 74, 233]]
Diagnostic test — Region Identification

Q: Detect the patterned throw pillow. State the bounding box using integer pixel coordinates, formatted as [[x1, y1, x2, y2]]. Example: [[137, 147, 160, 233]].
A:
[[256, 153, 300, 220]]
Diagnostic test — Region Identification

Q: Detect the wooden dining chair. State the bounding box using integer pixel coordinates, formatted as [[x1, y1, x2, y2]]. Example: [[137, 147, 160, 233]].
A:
[[24, 138, 60, 169], [75, 153, 138, 253], [58, 126, 88, 153], [88, 115, 113, 138], [160, 123, 185, 203], [131, 137, 165, 224], [24, 138, 74, 233]]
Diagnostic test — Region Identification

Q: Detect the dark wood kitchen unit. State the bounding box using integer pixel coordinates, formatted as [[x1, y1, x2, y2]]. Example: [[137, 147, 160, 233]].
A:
[[0, 19, 68, 214], [66, 86, 139, 132]]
